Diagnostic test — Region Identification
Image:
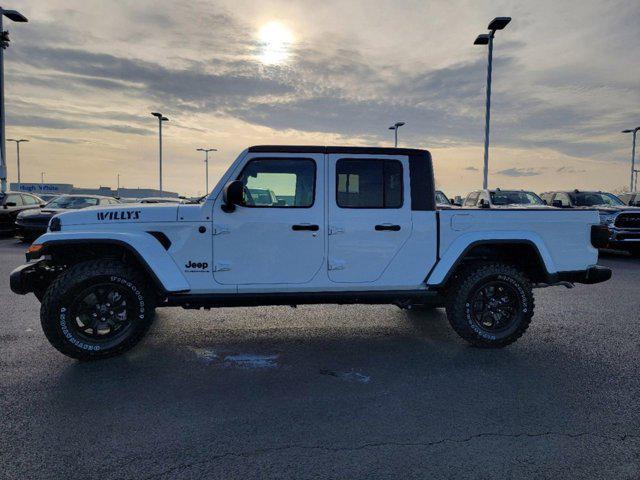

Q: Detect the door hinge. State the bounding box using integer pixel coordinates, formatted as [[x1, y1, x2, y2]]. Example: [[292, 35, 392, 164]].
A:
[[213, 263, 231, 272], [212, 224, 230, 235], [328, 260, 346, 271], [328, 226, 344, 235]]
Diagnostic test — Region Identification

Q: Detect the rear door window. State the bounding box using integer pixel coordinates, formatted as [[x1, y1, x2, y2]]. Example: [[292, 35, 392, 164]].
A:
[[336, 159, 403, 208]]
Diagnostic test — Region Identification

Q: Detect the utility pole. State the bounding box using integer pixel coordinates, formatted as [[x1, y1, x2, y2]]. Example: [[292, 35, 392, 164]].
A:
[[622, 127, 639, 192], [474, 17, 511, 189], [151, 112, 169, 197], [7, 137, 27, 190], [388, 122, 405, 147], [197, 147, 217, 194], [0, 7, 28, 192]]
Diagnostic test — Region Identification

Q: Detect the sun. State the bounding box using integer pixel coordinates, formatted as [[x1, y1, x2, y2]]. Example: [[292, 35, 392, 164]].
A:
[[258, 21, 294, 66]]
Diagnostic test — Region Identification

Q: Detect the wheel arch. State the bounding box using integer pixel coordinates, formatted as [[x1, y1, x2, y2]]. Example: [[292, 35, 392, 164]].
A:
[[32, 232, 190, 294]]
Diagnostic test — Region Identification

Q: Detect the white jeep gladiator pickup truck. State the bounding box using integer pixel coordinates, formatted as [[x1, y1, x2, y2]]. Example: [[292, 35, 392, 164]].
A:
[[10, 146, 612, 360]]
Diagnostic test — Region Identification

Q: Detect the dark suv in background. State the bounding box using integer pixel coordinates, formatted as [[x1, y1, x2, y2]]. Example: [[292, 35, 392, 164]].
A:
[[0, 192, 44, 236], [540, 190, 640, 257]]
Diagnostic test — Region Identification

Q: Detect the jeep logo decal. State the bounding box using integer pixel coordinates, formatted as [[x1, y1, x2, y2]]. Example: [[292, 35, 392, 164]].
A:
[[185, 261, 209, 271], [97, 210, 141, 221]]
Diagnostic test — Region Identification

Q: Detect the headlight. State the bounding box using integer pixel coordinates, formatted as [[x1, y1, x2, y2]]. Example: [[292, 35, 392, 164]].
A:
[[599, 213, 616, 227]]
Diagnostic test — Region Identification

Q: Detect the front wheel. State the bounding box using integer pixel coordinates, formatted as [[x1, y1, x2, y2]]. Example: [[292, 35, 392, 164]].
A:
[[445, 262, 534, 348], [40, 260, 156, 360]]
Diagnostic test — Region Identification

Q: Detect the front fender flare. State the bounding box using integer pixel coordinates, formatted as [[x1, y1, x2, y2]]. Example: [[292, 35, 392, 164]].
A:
[[427, 231, 557, 286], [33, 231, 191, 293]]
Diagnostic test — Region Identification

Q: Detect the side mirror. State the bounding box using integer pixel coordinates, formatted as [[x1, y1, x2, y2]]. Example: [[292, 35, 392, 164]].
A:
[[551, 200, 563, 208], [449, 199, 455, 205], [222, 180, 244, 213], [478, 199, 490, 209], [4, 202, 16, 207], [39, 203, 46, 208]]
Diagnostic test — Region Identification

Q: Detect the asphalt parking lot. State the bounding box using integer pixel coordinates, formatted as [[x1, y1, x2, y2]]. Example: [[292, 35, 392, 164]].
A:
[[0, 237, 639, 479]]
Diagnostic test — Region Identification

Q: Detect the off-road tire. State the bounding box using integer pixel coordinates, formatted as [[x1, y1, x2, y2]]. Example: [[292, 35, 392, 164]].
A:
[[445, 262, 534, 348], [40, 259, 156, 360]]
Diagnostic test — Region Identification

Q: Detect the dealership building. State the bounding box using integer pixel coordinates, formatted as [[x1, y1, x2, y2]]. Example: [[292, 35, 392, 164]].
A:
[[10, 183, 180, 199]]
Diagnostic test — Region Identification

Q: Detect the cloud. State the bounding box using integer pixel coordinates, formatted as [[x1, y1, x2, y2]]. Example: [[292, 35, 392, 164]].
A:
[[556, 166, 587, 174], [496, 167, 544, 177]]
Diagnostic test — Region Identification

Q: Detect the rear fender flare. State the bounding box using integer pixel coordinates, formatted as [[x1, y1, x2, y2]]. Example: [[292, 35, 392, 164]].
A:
[[427, 231, 556, 286]]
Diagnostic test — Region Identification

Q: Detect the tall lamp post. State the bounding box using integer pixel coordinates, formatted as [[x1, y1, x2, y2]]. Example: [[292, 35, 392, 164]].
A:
[[151, 112, 169, 197], [6, 137, 27, 189], [388, 122, 405, 147], [622, 127, 639, 192], [474, 16, 511, 189], [197, 147, 217, 194], [0, 7, 28, 193]]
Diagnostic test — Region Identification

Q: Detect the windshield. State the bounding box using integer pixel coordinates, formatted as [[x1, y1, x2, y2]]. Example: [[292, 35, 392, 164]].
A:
[[45, 196, 99, 209], [490, 191, 544, 206], [569, 192, 624, 207]]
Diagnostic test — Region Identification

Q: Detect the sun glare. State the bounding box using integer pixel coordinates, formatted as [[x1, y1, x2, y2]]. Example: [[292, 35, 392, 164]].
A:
[[258, 21, 294, 65]]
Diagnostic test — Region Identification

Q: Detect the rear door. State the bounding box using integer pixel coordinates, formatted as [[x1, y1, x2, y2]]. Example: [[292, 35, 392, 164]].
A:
[[327, 155, 412, 283]]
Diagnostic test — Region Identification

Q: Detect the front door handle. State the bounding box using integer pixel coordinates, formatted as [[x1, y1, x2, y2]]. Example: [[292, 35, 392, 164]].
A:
[[375, 224, 401, 231], [292, 224, 320, 231]]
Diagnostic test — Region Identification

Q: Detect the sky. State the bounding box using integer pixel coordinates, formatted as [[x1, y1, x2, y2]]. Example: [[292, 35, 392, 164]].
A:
[[3, 0, 639, 197]]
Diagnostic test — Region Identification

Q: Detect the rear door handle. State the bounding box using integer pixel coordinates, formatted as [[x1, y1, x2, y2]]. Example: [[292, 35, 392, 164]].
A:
[[375, 224, 401, 231], [292, 224, 320, 231]]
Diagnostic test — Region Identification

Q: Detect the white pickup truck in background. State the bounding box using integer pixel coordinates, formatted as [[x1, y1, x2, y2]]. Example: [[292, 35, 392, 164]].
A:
[[10, 146, 612, 360]]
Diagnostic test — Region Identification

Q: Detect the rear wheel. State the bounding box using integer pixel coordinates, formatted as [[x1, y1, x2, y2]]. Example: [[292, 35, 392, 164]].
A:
[[445, 262, 534, 348], [40, 259, 156, 360]]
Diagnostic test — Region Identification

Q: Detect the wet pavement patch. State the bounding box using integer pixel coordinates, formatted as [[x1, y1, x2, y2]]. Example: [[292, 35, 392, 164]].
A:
[[319, 368, 371, 383], [189, 348, 279, 369]]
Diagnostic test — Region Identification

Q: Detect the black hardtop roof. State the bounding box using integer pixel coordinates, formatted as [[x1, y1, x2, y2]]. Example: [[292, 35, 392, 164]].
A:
[[248, 145, 430, 156]]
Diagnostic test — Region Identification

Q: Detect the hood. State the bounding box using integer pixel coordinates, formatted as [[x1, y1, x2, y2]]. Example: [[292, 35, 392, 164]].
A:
[[579, 205, 640, 214], [492, 204, 554, 209], [18, 208, 63, 219], [56, 203, 180, 226]]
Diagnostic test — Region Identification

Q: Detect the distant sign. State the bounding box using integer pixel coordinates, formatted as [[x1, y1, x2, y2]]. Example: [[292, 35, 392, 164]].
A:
[[10, 183, 74, 194]]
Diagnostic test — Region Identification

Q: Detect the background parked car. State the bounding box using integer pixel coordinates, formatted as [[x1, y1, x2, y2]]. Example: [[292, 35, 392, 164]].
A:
[[540, 190, 640, 257], [463, 189, 548, 208], [0, 192, 44, 236], [138, 197, 185, 204], [15, 194, 121, 241], [619, 192, 640, 206], [435, 190, 459, 208]]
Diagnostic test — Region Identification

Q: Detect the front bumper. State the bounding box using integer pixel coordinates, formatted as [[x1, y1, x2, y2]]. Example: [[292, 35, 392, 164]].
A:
[[14, 221, 47, 238], [606, 227, 640, 249], [555, 266, 612, 285], [10, 260, 46, 295]]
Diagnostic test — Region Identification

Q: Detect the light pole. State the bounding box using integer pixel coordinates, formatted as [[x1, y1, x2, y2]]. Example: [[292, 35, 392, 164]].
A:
[[0, 7, 28, 193], [40, 171, 44, 192], [388, 122, 405, 147], [197, 148, 217, 194], [474, 16, 511, 189], [7, 137, 27, 189], [116, 173, 120, 197], [151, 112, 169, 197], [622, 127, 639, 192]]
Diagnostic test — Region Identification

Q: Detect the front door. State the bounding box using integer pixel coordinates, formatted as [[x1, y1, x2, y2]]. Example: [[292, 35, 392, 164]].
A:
[[213, 154, 325, 285], [327, 155, 412, 283]]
